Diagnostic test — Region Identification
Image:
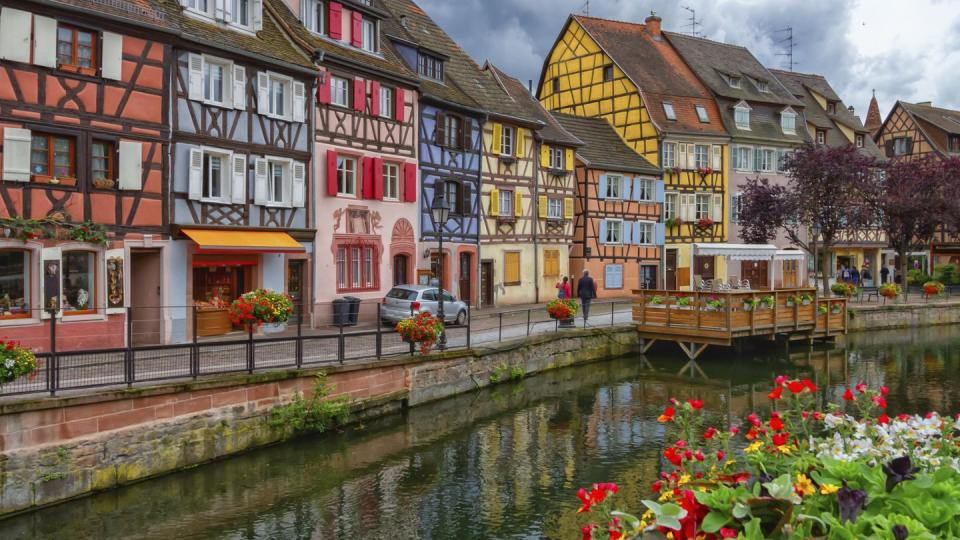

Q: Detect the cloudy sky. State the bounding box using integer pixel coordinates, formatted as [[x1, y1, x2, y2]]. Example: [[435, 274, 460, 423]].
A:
[[417, 0, 960, 117]]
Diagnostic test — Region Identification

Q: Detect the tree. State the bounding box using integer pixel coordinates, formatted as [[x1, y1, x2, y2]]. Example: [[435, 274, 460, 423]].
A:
[[738, 145, 877, 296]]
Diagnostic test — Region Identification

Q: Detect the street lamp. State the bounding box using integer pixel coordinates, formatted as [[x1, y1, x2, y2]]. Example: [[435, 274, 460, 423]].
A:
[[431, 190, 451, 350]]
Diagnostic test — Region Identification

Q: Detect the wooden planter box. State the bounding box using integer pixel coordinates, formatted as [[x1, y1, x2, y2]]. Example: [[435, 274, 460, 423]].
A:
[[197, 308, 232, 337]]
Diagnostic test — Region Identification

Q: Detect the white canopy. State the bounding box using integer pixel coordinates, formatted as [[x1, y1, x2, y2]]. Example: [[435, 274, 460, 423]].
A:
[[775, 250, 806, 261], [692, 243, 778, 261]]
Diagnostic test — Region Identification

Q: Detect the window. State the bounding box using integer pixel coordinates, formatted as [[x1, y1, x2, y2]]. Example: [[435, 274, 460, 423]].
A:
[[602, 65, 614, 82], [695, 193, 711, 220], [336, 245, 378, 291], [734, 106, 750, 130], [549, 147, 564, 169], [776, 149, 789, 172], [662, 142, 676, 167], [62, 251, 95, 314], [950, 135, 960, 153], [664, 192, 678, 219], [781, 112, 796, 134], [816, 130, 826, 145], [663, 102, 676, 121], [57, 24, 97, 74], [500, 126, 514, 156], [498, 189, 513, 216], [695, 105, 710, 123], [361, 18, 377, 52], [30, 133, 75, 179], [733, 145, 752, 171], [828, 102, 837, 115], [303, 0, 325, 33], [728, 76, 741, 89], [759, 148, 775, 172], [551, 78, 559, 94], [635, 221, 654, 244], [731, 193, 741, 223], [604, 264, 623, 289], [440, 114, 462, 148], [543, 249, 560, 277], [268, 74, 289, 118], [202, 152, 227, 201], [203, 58, 229, 105], [694, 145, 709, 169], [604, 219, 622, 244], [503, 252, 520, 285], [337, 156, 357, 196], [756, 80, 768, 93], [233, 0, 250, 27], [418, 54, 443, 81], [0, 250, 30, 319], [91, 141, 114, 183], [379, 86, 394, 118], [605, 174, 622, 199], [634, 177, 654, 201], [267, 160, 286, 204], [331, 76, 350, 107], [383, 162, 399, 200], [445, 181, 461, 214], [894, 137, 909, 156], [856, 134, 864, 148], [547, 198, 562, 219]]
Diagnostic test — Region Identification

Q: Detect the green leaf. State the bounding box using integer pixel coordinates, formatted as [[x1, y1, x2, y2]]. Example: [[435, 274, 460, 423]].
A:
[[738, 518, 765, 540], [701, 510, 730, 533], [641, 500, 662, 514], [660, 503, 687, 519], [610, 511, 640, 530], [733, 502, 751, 519]]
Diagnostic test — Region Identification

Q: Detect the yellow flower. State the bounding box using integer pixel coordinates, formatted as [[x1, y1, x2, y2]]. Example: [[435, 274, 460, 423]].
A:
[[678, 474, 691, 485], [820, 483, 839, 495], [745, 441, 764, 453], [776, 445, 793, 455], [794, 473, 815, 497], [659, 490, 674, 502]]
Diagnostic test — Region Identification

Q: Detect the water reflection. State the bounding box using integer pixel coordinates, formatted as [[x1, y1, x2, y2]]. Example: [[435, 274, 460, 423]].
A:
[[5, 325, 960, 539]]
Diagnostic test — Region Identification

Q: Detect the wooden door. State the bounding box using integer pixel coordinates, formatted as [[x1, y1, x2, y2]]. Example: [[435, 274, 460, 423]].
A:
[[783, 260, 798, 288], [695, 255, 715, 280], [287, 260, 305, 322], [458, 252, 472, 304], [130, 250, 162, 345], [666, 250, 678, 289], [430, 252, 450, 290], [393, 254, 408, 286], [741, 260, 769, 288], [480, 260, 494, 307]]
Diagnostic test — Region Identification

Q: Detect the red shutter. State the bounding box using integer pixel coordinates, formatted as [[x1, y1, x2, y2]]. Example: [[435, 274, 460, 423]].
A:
[[326, 150, 338, 196], [328, 2, 343, 39], [394, 87, 405, 122], [350, 12, 363, 48], [369, 81, 380, 117], [317, 70, 331, 105], [403, 162, 417, 202], [353, 79, 365, 112], [373, 157, 384, 200], [361, 156, 374, 199]]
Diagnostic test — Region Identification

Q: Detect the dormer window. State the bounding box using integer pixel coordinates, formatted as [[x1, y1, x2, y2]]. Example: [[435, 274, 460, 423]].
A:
[[361, 18, 376, 52], [856, 134, 864, 148], [756, 80, 768, 93], [816, 130, 826, 145], [302, 0, 325, 35], [663, 102, 676, 121], [728, 76, 741, 89], [780, 110, 797, 134], [418, 53, 443, 81], [180, 0, 259, 32], [734, 102, 751, 130], [827, 102, 837, 115], [695, 105, 709, 123]]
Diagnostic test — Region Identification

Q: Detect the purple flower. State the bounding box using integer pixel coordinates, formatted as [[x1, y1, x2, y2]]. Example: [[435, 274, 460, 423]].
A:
[[882, 456, 919, 492], [892, 525, 908, 540], [837, 484, 867, 523]]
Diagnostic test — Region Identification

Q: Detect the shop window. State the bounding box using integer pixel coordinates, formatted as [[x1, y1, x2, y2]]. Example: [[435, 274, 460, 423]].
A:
[[0, 250, 31, 319], [336, 244, 378, 291], [30, 133, 75, 180], [57, 24, 97, 75], [62, 251, 96, 314]]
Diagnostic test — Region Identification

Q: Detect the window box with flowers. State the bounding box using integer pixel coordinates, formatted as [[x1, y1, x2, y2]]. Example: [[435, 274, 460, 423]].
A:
[[664, 217, 683, 229], [0, 339, 37, 389], [695, 217, 714, 230], [547, 298, 579, 328], [396, 312, 444, 354], [228, 289, 294, 333], [696, 166, 714, 176]]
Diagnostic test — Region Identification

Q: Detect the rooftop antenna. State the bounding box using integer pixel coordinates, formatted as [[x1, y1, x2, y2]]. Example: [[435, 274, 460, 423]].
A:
[[681, 6, 701, 37], [581, 0, 589, 15], [775, 27, 796, 71]]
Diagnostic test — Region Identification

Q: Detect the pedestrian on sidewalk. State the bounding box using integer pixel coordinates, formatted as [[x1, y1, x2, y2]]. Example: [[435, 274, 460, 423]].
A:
[[576, 270, 597, 324], [880, 266, 889, 284], [556, 276, 572, 299]]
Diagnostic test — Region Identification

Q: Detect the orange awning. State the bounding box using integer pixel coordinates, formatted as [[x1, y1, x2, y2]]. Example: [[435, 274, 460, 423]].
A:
[[184, 229, 304, 253]]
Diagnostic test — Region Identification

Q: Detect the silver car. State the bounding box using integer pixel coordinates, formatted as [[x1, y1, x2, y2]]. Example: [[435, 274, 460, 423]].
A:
[[381, 285, 469, 325]]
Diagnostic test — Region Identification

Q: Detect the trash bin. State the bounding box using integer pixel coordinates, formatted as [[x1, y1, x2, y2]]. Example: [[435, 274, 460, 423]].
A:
[[332, 298, 350, 326], [344, 296, 361, 326]]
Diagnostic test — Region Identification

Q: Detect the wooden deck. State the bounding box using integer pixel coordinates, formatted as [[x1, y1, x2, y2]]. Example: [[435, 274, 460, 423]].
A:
[[632, 288, 847, 361]]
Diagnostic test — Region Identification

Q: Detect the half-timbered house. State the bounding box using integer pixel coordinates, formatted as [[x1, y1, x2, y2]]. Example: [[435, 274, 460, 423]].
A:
[[537, 13, 730, 291], [552, 112, 663, 297], [0, 0, 170, 350], [274, 0, 420, 314], [874, 100, 960, 267], [164, 0, 316, 338]]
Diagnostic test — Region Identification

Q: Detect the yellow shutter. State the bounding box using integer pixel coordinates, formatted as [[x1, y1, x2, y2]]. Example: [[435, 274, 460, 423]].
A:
[[564, 197, 574, 219], [540, 144, 550, 168], [515, 127, 525, 157], [514, 190, 523, 217], [491, 123, 502, 155], [489, 187, 499, 216], [543, 249, 559, 277], [565, 148, 575, 171], [538, 195, 548, 218], [504, 252, 520, 284]]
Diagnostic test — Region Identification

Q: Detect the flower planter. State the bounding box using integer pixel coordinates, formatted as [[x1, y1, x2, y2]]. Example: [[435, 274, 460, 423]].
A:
[[261, 322, 287, 334], [742, 303, 754, 312], [196, 308, 231, 337]]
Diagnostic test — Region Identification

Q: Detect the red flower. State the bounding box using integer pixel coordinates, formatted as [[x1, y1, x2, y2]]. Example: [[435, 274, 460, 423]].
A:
[[664, 447, 682, 466], [581, 525, 593, 540], [772, 432, 789, 446], [703, 427, 717, 440], [787, 380, 805, 393], [694, 450, 704, 462], [716, 450, 725, 461], [842, 389, 855, 401], [608, 528, 623, 540], [769, 417, 784, 431], [675, 440, 687, 448], [880, 385, 890, 396], [898, 413, 911, 421], [872, 396, 887, 409], [855, 382, 867, 394], [803, 379, 817, 392], [729, 426, 740, 435], [658, 406, 675, 423], [768, 386, 783, 400], [688, 399, 704, 410], [774, 375, 788, 386], [651, 480, 663, 493], [745, 428, 758, 441], [877, 414, 890, 425], [801, 411, 810, 419], [746, 413, 761, 427], [720, 528, 738, 538], [813, 411, 825, 421]]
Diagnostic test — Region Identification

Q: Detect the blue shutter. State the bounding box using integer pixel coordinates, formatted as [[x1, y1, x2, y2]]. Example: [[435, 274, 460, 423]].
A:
[[622, 176, 632, 199], [753, 148, 761, 172], [632, 221, 642, 245], [731, 145, 739, 170], [632, 177, 642, 202], [654, 178, 665, 202], [599, 219, 608, 243], [598, 174, 607, 199], [655, 222, 665, 245], [622, 220, 632, 244], [606, 265, 623, 289]]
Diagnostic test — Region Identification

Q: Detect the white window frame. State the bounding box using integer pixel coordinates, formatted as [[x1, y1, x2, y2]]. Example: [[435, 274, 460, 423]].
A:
[[695, 193, 711, 220], [604, 219, 623, 245], [636, 221, 655, 245], [781, 112, 797, 134], [759, 148, 776, 172], [816, 130, 826, 145], [379, 86, 394, 118], [337, 155, 357, 197], [635, 177, 654, 202], [694, 145, 710, 169], [547, 198, 562, 219], [266, 72, 292, 120], [734, 106, 750, 130], [856, 134, 864, 148], [500, 126, 514, 156], [266, 158, 290, 206], [695, 105, 710, 123], [605, 174, 622, 199], [0, 245, 38, 326], [662, 142, 676, 168], [361, 18, 377, 53], [728, 76, 741, 89], [663, 102, 676, 121], [664, 192, 679, 219], [202, 56, 232, 107], [303, 0, 325, 34], [331, 76, 350, 108], [183, 0, 257, 33], [383, 162, 399, 201], [733, 145, 753, 171], [498, 189, 514, 216], [756, 80, 769, 93], [549, 147, 564, 169], [201, 147, 232, 203]]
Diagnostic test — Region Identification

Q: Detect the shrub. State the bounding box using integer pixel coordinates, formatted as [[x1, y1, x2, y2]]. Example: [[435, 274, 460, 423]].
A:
[[934, 264, 959, 285], [831, 282, 856, 297], [907, 269, 931, 285], [269, 373, 349, 434]]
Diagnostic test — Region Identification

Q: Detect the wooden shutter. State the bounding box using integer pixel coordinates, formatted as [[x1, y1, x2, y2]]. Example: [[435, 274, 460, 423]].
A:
[[538, 195, 548, 218], [350, 12, 362, 48], [213, 0, 226, 22], [328, 2, 342, 39], [491, 123, 502, 155], [361, 156, 374, 199], [678, 143, 688, 170], [369, 81, 380, 117], [622, 220, 632, 244], [654, 179, 665, 203], [317, 71, 331, 105], [621, 176, 632, 200], [257, 72, 269, 114], [460, 118, 472, 150], [489, 188, 499, 216], [231, 153, 247, 203], [101, 32, 123, 81], [292, 81, 305, 122], [632, 177, 642, 202], [599, 219, 608, 243], [32, 15, 58, 69], [394, 88, 405, 121], [540, 144, 550, 168], [564, 197, 574, 219], [2, 128, 31, 182], [352, 79, 365, 112], [434, 113, 446, 145], [711, 193, 723, 222], [461, 182, 471, 215], [326, 150, 338, 196], [680, 194, 695, 221], [515, 128, 525, 157], [686, 145, 696, 169], [514, 191, 523, 217], [188, 148, 203, 200], [232, 65, 246, 109], [188, 53, 203, 101], [253, 158, 268, 205], [118, 141, 143, 191], [904, 137, 913, 155], [372, 157, 384, 200], [633, 221, 644, 245], [884, 140, 894, 158], [655, 223, 665, 245], [403, 162, 417, 202], [0, 8, 31, 63], [565, 148, 575, 171], [598, 174, 608, 199], [504, 252, 520, 284], [712, 145, 722, 169], [252, 0, 262, 31]]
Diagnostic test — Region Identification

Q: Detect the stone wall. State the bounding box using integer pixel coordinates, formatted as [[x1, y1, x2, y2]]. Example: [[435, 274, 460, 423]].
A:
[[0, 326, 639, 517], [848, 301, 960, 331]]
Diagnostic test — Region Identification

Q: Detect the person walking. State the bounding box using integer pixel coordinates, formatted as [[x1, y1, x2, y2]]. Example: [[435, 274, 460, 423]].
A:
[[880, 265, 889, 284], [555, 276, 572, 299], [850, 266, 860, 286], [861, 265, 872, 287], [576, 270, 597, 324]]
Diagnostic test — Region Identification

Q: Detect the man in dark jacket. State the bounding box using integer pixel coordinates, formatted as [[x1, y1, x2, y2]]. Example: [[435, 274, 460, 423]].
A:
[[576, 270, 597, 324]]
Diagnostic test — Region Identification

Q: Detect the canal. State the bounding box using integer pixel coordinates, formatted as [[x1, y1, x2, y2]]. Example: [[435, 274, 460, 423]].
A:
[[5, 325, 960, 539]]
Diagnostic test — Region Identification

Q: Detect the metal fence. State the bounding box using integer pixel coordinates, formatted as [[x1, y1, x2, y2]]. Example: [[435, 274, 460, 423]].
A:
[[1, 300, 634, 398]]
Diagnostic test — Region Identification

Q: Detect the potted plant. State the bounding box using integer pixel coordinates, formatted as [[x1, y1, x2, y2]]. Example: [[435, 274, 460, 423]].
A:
[[831, 282, 856, 297], [879, 283, 901, 300], [664, 217, 684, 228], [696, 217, 714, 229], [676, 296, 693, 309], [647, 295, 665, 307], [817, 304, 829, 315], [785, 295, 796, 307], [547, 298, 579, 328], [229, 289, 294, 333], [831, 302, 843, 314], [742, 297, 759, 311], [705, 295, 724, 311], [923, 280, 945, 297], [0, 339, 37, 387], [396, 312, 444, 354], [798, 293, 813, 305], [758, 295, 775, 309]]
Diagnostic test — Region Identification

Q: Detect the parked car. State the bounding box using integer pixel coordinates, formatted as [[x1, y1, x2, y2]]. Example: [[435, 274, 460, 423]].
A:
[[381, 285, 468, 325]]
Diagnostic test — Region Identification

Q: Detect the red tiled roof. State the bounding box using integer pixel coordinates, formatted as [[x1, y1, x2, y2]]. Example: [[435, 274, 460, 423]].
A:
[[865, 91, 882, 136]]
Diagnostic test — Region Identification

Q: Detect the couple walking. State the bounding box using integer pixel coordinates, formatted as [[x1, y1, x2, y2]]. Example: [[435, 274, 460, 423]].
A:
[[555, 270, 598, 323]]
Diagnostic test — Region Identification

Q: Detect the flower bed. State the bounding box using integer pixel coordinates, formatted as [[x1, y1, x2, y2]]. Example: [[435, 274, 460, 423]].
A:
[[396, 312, 444, 354], [577, 376, 960, 538], [228, 289, 294, 326], [0, 340, 37, 386]]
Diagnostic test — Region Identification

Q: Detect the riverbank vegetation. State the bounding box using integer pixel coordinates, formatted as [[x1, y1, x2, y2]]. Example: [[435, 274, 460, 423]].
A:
[[269, 373, 350, 434]]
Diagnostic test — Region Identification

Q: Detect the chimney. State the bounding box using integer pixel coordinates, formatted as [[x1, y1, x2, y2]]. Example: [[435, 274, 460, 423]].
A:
[[399, 15, 407, 27], [645, 11, 662, 39], [528, 79, 533, 94], [847, 105, 855, 114]]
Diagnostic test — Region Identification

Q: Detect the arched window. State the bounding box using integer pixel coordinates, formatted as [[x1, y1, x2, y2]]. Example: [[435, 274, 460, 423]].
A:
[[62, 250, 97, 314], [0, 250, 31, 319]]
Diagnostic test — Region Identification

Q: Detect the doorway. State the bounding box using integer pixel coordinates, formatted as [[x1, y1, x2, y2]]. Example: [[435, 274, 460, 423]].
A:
[[393, 254, 409, 286], [741, 260, 769, 288], [783, 260, 798, 288], [640, 264, 658, 290], [430, 251, 450, 290], [287, 260, 305, 322], [130, 250, 162, 346], [458, 252, 472, 303], [665, 249, 677, 289], [695, 255, 715, 280], [480, 260, 494, 307]]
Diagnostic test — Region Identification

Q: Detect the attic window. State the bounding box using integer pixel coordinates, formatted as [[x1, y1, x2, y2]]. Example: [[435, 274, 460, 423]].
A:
[[734, 105, 750, 130], [950, 135, 960, 153], [418, 53, 443, 81], [856, 134, 864, 148], [662, 102, 676, 121], [756, 80, 769, 93], [827, 102, 837, 115], [728, 76, 741, 89], [603, 65, 614, 82], [780, 111, 797, 134], [695, 105, 709, 123], [552, 77, 559, 94]]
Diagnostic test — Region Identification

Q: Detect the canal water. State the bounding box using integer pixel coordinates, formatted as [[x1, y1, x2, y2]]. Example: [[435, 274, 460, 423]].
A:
[[5, 325, 960, 540]]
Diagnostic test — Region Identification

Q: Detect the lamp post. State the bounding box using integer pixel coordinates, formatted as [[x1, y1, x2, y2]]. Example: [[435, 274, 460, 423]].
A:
[[431, 190, 451, 350]]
